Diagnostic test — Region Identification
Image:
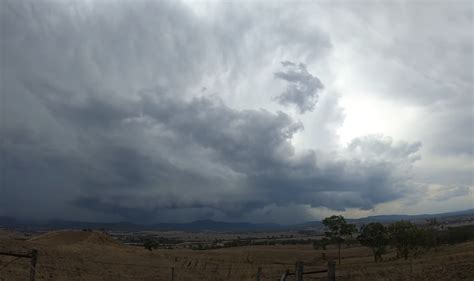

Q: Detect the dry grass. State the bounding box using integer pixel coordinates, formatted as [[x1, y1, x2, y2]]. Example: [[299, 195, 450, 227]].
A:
[[0, 231, 473, 280]]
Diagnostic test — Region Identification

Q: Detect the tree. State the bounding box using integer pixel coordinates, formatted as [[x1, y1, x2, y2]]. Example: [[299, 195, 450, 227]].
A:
[[425, 218, 440, 250], [426, 218, 438, 227], [358, 222, 389, 262], [388, 221, 415, 259], [312, 237, 330, 250], [388, 221, 434, 260], [416, 227, 437, 253], [322, 215, 356, 264], [437, 225, 474, 244], [143, 239, 159, 251]]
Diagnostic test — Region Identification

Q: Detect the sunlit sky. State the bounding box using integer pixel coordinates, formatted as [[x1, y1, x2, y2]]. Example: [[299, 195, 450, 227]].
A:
[[1, 0, 473, 223]]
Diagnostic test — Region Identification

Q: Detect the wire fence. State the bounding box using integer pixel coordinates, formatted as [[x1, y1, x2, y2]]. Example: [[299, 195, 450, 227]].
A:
[[0, 249, 335, 281], [0, 250, 37, 281]]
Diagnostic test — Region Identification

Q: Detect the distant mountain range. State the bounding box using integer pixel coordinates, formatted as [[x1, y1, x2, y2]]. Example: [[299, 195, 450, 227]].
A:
[[348, 208, 474, 223], [0, 218, 283, 232], [1, 209, 473, 233]]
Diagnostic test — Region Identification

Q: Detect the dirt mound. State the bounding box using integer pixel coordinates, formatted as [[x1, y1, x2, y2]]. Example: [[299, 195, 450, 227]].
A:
[[30, 230, 121, 247]]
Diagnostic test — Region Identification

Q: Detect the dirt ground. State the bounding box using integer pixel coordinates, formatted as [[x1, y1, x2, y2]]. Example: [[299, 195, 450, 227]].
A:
[[0, 230, 473, 281]]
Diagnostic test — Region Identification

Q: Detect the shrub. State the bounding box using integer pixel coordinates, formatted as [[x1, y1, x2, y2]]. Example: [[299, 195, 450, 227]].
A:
[[358, 222, 389, 262], [143, 240, 159, 251]]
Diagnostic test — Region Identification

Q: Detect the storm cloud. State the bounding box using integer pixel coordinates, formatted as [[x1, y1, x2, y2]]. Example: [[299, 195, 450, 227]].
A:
[[1, 83, 420, 222], [274, 61, 324, 113], [0, 0, 471, 223]]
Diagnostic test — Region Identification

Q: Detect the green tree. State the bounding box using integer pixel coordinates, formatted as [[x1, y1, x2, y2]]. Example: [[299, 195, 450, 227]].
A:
[[388, 221, 415, 259], [358, 222, 389, 262], [388, 221, 434, 259], [416, 227, 437, 253], [312, 237, 330, 250], [322, 215, 356, 264], [437, 225, 474, 244], [426, 218, 438, 226], [425, 218, 440, 250], [143, 239, 159, 251]]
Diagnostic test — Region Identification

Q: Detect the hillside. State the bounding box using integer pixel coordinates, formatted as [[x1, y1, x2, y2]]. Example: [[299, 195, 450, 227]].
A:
[[29, 230, 121, 247], [0, 230, 473, 280]]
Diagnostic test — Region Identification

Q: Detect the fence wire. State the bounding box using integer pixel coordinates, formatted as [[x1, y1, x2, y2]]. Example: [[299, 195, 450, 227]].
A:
[[1, 249, 335, 280]]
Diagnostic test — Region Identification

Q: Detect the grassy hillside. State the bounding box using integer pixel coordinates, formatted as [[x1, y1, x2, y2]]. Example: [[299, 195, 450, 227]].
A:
[[0, 230, 473, 280]]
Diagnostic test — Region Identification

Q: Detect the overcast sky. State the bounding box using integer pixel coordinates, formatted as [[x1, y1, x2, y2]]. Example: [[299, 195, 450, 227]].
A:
[[1, 0, 473, 224]]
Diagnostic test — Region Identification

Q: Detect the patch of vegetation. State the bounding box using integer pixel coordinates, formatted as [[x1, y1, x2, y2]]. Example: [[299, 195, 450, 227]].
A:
[[358, 222, 389, 262], [437, 225, 474, 245], [312, 237, 330, 250], [143, 239, 159, 251], [322, 215, 357, 264]]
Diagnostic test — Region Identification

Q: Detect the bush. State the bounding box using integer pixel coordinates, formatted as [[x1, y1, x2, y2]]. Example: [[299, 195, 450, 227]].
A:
[[358, 222, 389, 262], [312, 237, 330, 250], [437, 225, 474, 245], [143, 240, 159, 251], [388, 221, 436, 259]]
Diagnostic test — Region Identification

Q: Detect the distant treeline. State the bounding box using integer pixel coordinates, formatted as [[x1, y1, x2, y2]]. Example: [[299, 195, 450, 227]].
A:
[[315, 216, 474, 263], [122, 235, 184, 246], [437, 224, 474, 244], [136, 216, 474, 261], [184, 218, 474, 263]]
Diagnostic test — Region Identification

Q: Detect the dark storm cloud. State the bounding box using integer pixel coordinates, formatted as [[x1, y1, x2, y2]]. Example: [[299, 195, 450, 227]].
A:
[[274, 61, 324, 113], [1, 84, 421, 221], [0, 0, 427, 222]]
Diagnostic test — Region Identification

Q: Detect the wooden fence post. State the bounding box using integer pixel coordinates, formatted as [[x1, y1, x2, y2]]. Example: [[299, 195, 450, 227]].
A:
[[280, 269, 289, 281], [295, 261, 304, 281], [256, 267, 262, 281], [327, 260, 336, 281], [171, 267, 174, 281], [29, 249, 38, 281]]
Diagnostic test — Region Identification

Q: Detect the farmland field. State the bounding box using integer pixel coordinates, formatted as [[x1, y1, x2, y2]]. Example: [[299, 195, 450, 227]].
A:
[[1, 230, 473, 281]]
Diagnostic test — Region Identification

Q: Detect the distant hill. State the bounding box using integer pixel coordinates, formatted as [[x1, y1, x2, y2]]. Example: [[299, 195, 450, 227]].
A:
[[1, 209, 473, 233], [0, 217, 285, 232], [300, 209, 474, 228], [348, 208, 474, 224], [30, 230, 122, 247]]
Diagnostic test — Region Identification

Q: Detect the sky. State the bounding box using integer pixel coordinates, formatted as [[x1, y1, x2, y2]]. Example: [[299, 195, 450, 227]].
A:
[[1, 0, 473, 224]]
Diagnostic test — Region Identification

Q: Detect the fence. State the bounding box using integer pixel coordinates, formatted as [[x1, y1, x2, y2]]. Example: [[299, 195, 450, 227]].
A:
[[1, 249, 337, 281], [277, 261, 335, 281], [0, 249, 38, 281]]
